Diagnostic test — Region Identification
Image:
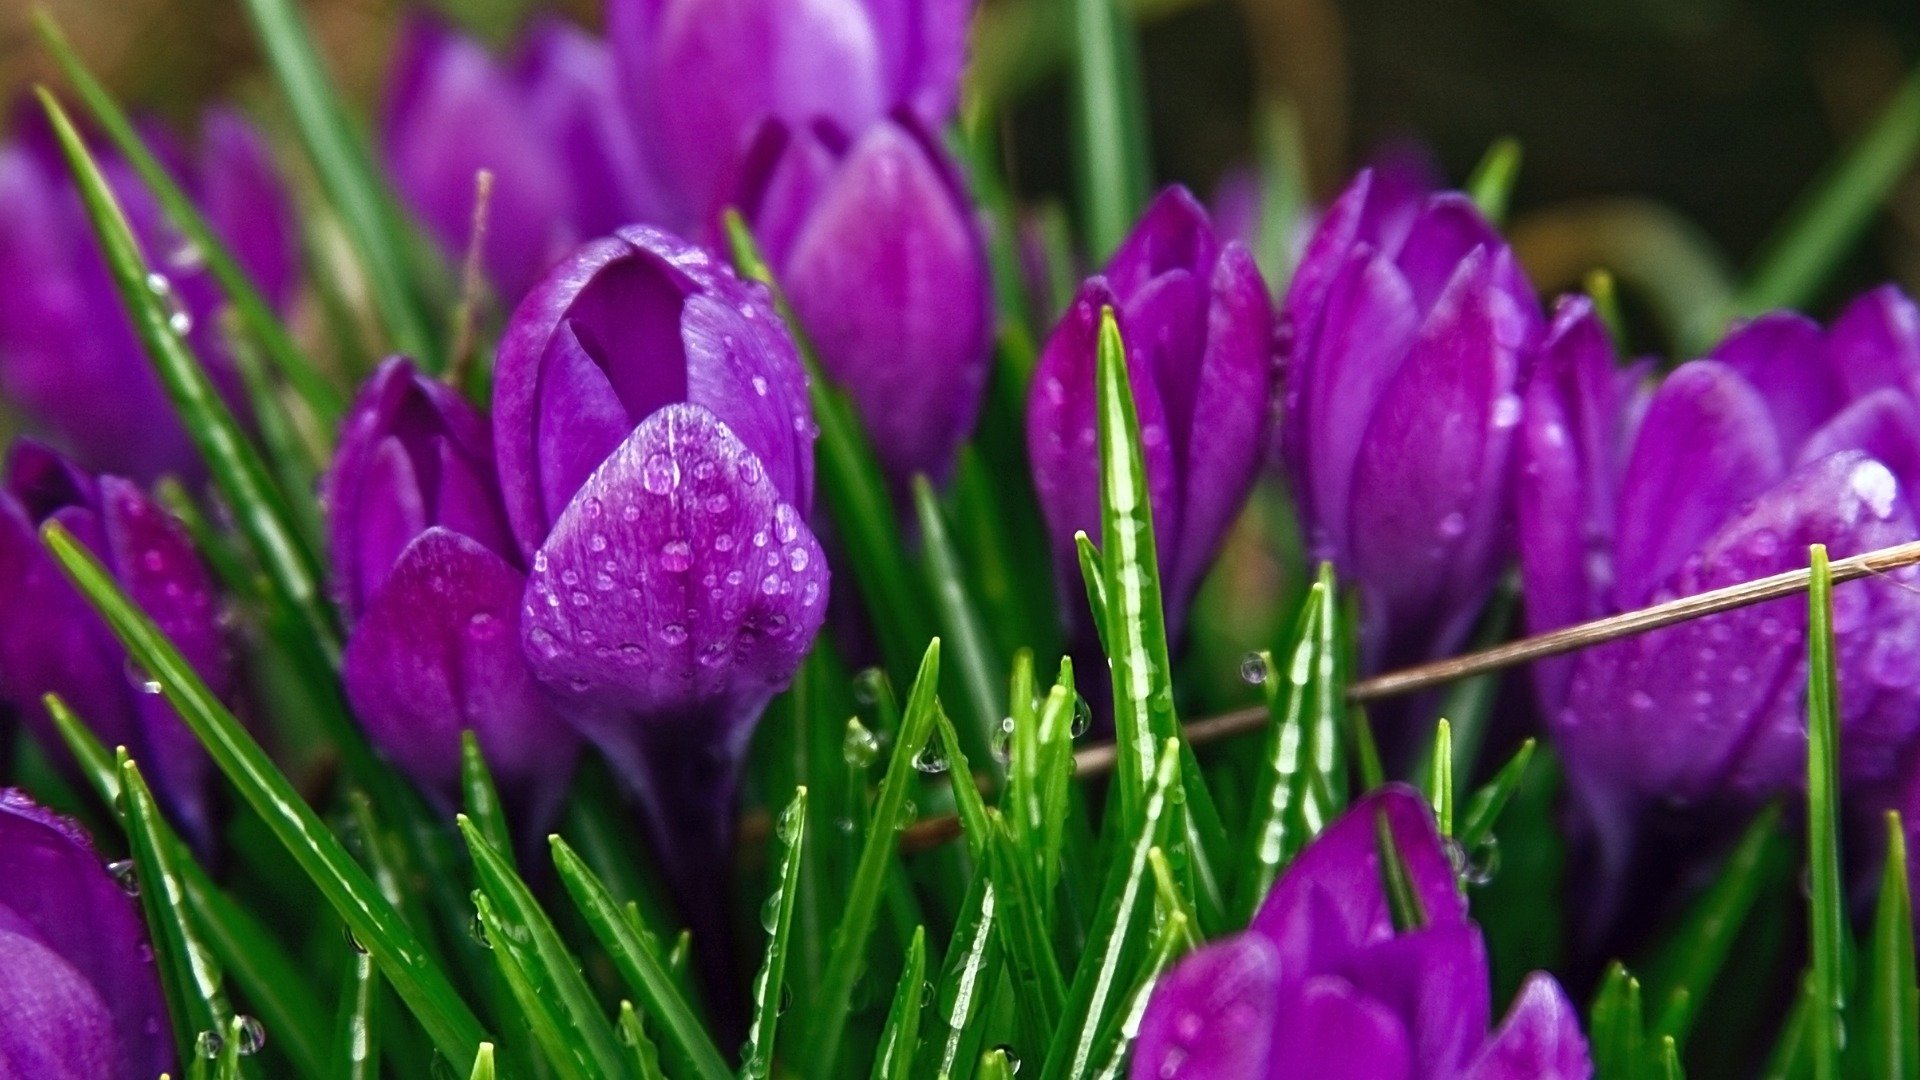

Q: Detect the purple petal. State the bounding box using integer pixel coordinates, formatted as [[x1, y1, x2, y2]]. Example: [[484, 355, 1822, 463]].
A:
[[1104, 187, 1219, 304], [736, 121, 841, 268], [780, 118, 991, 489], [515, 17, 660, 238], [1390, 194, 1511, 314], [1611, 360, 1784, 607], [1284, 169, 1379, 371], [1129, 935, 1281, 1080], [344, 528, 576, 819], [198, 108, 298, 309], [0, 927, 118, 1079], [859, 0, 973, 119], [0, 791, 173, 1078], [1267, 976, 1415, 1080], [1707, 311, 1841, 454], [1463, 973, 1592, 1080], [1798, 390, 1920, 496], [1828, 284, 1920, 403]]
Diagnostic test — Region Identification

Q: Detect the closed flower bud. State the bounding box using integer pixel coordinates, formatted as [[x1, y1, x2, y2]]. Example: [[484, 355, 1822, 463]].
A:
[[0, 789, 174, 1079], [737, 114, 992, 490], [327, 359, 575, 822], [0, 442, 229, 848], [609, 0, 973, 226], [1134, 788, 1590, 1080], [1027, 186, 1276, 636], [384, 15, 656, 304], [0, 108, 297, 482], [1283, 169, 1542, 672]]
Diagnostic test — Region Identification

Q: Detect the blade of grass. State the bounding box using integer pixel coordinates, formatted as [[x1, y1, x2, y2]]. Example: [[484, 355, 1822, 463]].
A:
[[548, 836, 730, 1080], [931, 874, 1002, 1080], [331, 953, 381, 1080], [986, 813, 1068, 1035], [231, 0, 436, 358], [806, 640, 944, 1075], [981, 1047, 1016, 1080], [869, 926, 926, 1080], [1466, 137, 1523, 224], [1805, 544, 1846, 1080], [469, 891, 580, 1078], [459, 733, 514, 873], [1074, 533, 1112, 655], [916, 475, 1011, 780], [41, 521, 489, 1065], [458, 816, 628, 1080], [1088, 909, 1191, 1080], [469, 1042, 496, 1080], [1427, 720, 1454, 837], [741, 787, 807, 1080], [617, 1002, 666, 1080], [1456, 740, 1538, 851], [1070, 0, 1151, 257], [1864, 812, 1919, 1078], [1590, 962, 1647, 1080]]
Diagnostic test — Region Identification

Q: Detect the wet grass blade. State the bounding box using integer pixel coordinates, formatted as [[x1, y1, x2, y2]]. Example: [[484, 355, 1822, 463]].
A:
[[41, 521, 490, 1065], [1590, 962, 1647, 1080], [931, 874, 1002, 1080], [1863, 812, 1919, 1079], [331, 953, 381, 1080], [549, 837, 731, 1080], [458, 816, 628, 1080], [469, 1043, 496, 1080], [1070, 0, 1151, 257], [1088, 909, 1190, 1080], [980, 1047, 1016, 1080], [741, 787, 807, 1080], [459, 733, 514, 873], [870, 926, 926, 1080], [1042, 738, 1182, 1080], [231, 0, 436, 358], [916, 475, 1011, 780], [1456, 740, 1537, 851], [1466, 137, 1523, 224], [1427, 719, 1454, 837], [1805, 544, 1846, 1080], [1074, 533, 1111, 655], [43, 695, 329, 1077], [806, 640, 943, 1075], [32, 12, 347, 420], [469, 891, 579, 1078], [617, 1002, 666, 1080], [118, 754, 239, 1072], [986, 812, 1069, 1034]]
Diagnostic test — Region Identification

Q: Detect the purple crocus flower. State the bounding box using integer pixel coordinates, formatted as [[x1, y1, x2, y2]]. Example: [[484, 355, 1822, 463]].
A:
[[736, 114, 992, 489], [0, 442, 229, 849], [326, 358, 576, 823], [1134, 787, 1590, 1079], [1027, 186, 1276, 637], [384, 14, 656, 305], [0, 789, 174, 1078], [1519, 287, 1920, 872], [495, 227, 827, 941], [608, 0, 974, 228], [0, 107, 297, 483], [1282, 168, 1542, 673]]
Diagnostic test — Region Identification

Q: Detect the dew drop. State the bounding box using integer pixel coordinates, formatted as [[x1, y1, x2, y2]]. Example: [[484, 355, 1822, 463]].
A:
[[196, 1029, 224, 1060], [844, 719, 881, 769], [660, 540, 694, 572], [714, 533, 736, 552], [761, 573, 782, 596], [1071, 695, 1094, 738], [912, 744, 949, 774], [659, 623, 689, 646], [108, 859, 139, 896], [642, 453, 677, 495], [1438, 512, 1468, 539], [234, 1015, 266, 1056], [1240, 652, 1269, 685]]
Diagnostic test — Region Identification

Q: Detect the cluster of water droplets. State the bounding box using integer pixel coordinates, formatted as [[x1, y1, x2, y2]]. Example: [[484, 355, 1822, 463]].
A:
[[194, 1016, 266, 1060]]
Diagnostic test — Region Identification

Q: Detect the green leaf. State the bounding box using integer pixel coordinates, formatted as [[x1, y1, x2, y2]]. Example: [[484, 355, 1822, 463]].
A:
[[32, 12, 347, 420], [468, 1043, 497, 1080], [119, 755, 239, 1072], [1659, 1036, 1684, 1080], [1428, 719, 1454, 838], [1070, 0, 1151, 258], [741, 787, 807, 1080], [1042, 738, 1182, 1080], [1074, 532, 1112, 656], [806, 640, 943, 1076], [930, 874, 1003, 1080], [1456, 740, 1537, 852], [331, 953, 381, 1080], [1735, 63, 1920, 316], [617, 1002, 666, 1080], [1805, 544, 1847, 1080], [1863, 812, 1919, 1079], [458, 816, 628, 1080], [459, 733, 514, 874], [1088, 909, 1192, 1080], [1590, 962, 1647, 1080], [917, 475, 1010, 783], [980, 1047, 1016, 1080], [41, 521, 489, 1065], [1146, 848, 1201, 952], [869, 926, 926, 1080], [1466, 137, 1523, 224], [986, 812, 1069, 1036], [232, 0, 437, 358], [549, 837, 731, 1080], [1373, 807, 1426, 933]]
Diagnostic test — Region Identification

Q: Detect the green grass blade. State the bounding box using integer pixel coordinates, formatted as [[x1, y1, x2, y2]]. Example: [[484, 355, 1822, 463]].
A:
[[469, 891, 578, 1078], [617, 1002, 666, 1080], [1456, 740, 1538, 851], [869, 926, 926, 1080], [231, 0, 436, 358], [459, 733, 514, 873], [119, 755, 238, 1072], [741, 787, 807, 1080], [458, 816, 628, 1080], [1590, 962, 1647, 1080], [1466, 137, 1523, 224], [980, 1047, 1016, 1080], [1645, 805, 1788, 1045], [806, 640, 943, 1075], [469, 1042, 497, 1080], [933, 705, 995, 865], [41, 521, 489, 1065], [1660, 1036, 1684, 1080], [1806, 544, 1847, 1080], [1070, 0, 1151, 257], [1088, 909, 1191, 1080], [32, 12, 347, 420], [1145, 848, 1200, 951], [223, 321, 325, 549], [724, 211, 930, 680], [1865, 812, 1919, 1079], [1373, 808, 1426, 933], [931, 874, 1003, 1080], [1427, 720, 1454, 837], [549, 837, 731, 1080], [1074, 532, 1112, 655], [986, 813, 1069, 1034], [331, 953, 381, 1080], [1042, 739, 1182, 1080], [1735, 63, 1920, 316], [916, 475, 1010, 780]]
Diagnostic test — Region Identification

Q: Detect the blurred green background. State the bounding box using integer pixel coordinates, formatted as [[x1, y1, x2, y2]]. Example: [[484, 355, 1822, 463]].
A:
[[6, 0, 1919, 330]]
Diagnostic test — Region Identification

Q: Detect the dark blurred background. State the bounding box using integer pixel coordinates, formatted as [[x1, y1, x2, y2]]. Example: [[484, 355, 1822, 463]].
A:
[[5, 0, 1918, 327]]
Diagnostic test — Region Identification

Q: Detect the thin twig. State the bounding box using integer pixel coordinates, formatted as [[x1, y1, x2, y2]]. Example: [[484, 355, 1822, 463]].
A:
[[444, 169, 494, 390]]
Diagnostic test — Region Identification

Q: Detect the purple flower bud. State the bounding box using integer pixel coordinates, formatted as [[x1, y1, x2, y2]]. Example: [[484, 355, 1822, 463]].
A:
[[0, 789, 174, 1078], [494, 226, 815, 557], [384, 15, 657, 304], [738, 115, 992, 489], [1519, 287, 1920, 831], [327, 359, 576, 819], [609, 0, 973, 227], [1027, 187, 1277, 633], [0, 108, 298, 483], [1283, 169, 1543, 672], [1134, 787, 1590, 1080], [0, 442, 229, 848]]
